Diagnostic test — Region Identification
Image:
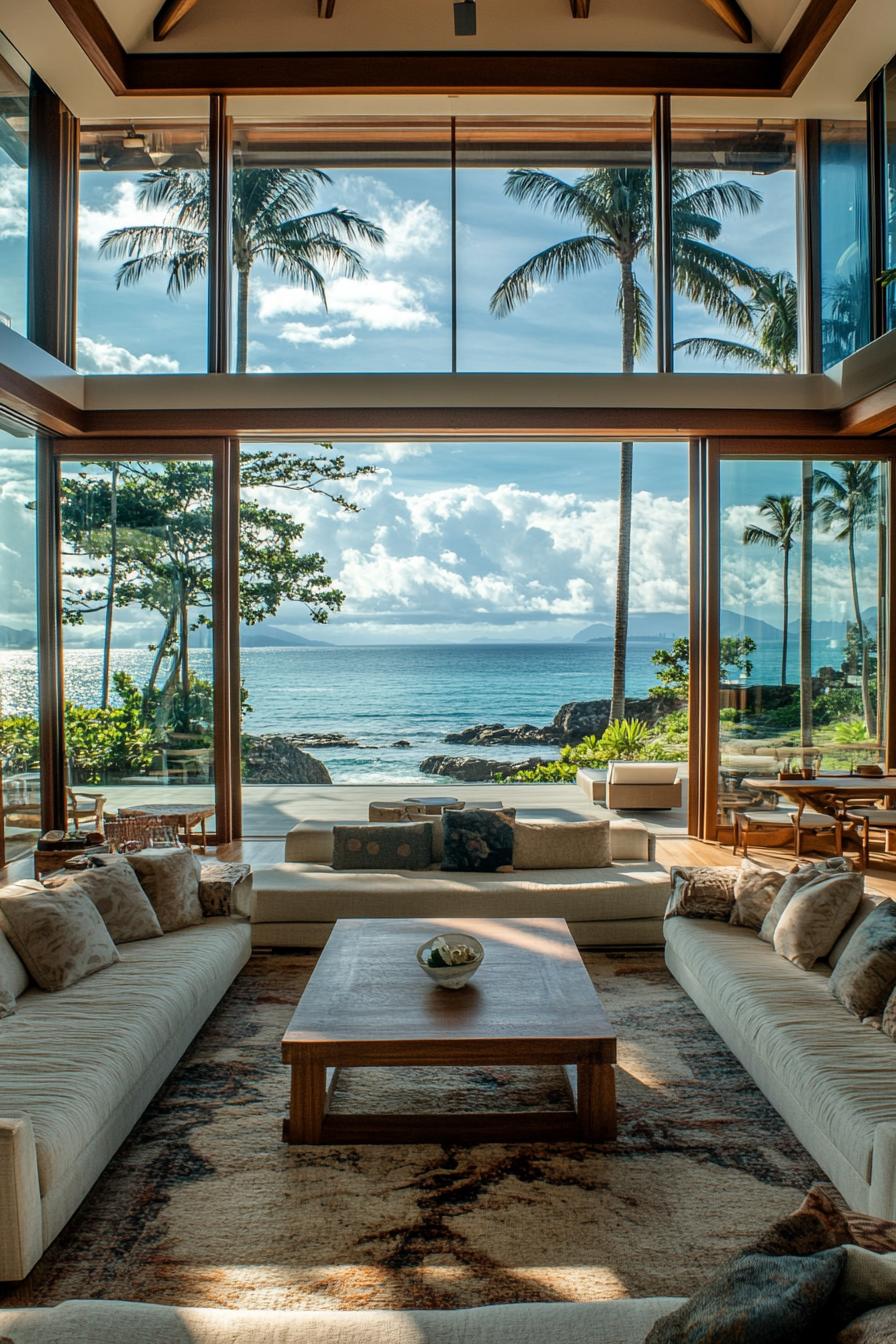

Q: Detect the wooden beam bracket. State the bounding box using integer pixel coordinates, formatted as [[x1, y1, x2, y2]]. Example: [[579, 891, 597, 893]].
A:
[[699, 0, 751, 43], [154, 0, 201, 42]]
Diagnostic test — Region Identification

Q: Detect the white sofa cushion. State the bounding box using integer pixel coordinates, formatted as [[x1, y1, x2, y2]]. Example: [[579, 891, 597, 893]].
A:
[[664, 918, 896, 1184], [607, 762, 679, 785], [0, 920, 248, 1196], [249, 861, 671, 926], [0, 1298, 689, 1344], [0, 925, 29, 1002]]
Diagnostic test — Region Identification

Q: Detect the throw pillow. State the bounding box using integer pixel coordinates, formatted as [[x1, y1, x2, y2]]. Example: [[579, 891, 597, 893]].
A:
[[0, 988, 13, 1019], [44, 859, 163, 944], [442, 808, 516, 873], [834, 1249, 896, 1332], [830, 899, 896, 1021], [331, 822, 433, 871], [838, 1305, 896, 1342], [740, 1185, 852, 1257], [512, 819, 611, 871], [879, 983, 896, 1042], [731, 857, 788, 930], [666, 866, 736, 921], [0, 915, 30, 1012], [122, 848, 204, 932], [773, 868, 864, 970], [760, 858, 851, 944], [644, 1248, 846, 1344], [0, 883, 119, 991]]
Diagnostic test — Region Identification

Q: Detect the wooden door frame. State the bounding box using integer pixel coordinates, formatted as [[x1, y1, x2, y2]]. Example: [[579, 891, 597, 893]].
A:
[[47, 437, 239, 844]]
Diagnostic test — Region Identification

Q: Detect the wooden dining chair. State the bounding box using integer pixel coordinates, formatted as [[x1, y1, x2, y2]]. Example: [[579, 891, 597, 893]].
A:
[[843, 807, 896, 866]]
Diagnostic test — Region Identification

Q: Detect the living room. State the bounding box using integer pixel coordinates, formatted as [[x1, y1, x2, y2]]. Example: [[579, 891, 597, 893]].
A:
[[4, 0, 896, 1340]]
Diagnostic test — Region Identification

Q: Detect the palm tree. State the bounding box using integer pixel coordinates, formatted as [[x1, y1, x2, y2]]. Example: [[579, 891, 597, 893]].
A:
[[98, 168, 386, 372], [743, 496, 801, 688], [813, 460, 880, 739], [490, 166, 764, 719], [674, 269, 797, 373]]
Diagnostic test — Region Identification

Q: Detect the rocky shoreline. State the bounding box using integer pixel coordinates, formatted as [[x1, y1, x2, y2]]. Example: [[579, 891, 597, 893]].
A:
[[241, 698, 667, 785]]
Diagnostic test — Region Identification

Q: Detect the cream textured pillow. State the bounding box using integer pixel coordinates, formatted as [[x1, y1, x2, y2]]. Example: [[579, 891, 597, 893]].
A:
[[773, 869, 864, 971], [123, 848, 204, 931], [760, 857, 852, 945], [0, 917, 30, 1014], [730, 858, 787, 930], [512, 819, 611, 871], [46, 859, 163, 944], [666, 867, 736, 921], [0, 883, 119, 991]]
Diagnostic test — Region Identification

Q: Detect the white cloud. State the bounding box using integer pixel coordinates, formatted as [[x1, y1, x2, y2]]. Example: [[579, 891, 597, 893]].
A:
[[361, 442, 433, 464], [331, 175, 446, 261], [278, 322, 357, 350], [78, 180, 172, 253], [0, 163, 27, 240], [76, 336, 180, 375], [257, 275, 438, 337]]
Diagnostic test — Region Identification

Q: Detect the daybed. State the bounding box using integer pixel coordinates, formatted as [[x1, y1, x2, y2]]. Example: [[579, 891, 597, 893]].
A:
[[0, 1297, 686, 1342], [241, 815, 671, 948], [0, 914, 251, 1281], [665, 893, 896, 1219]]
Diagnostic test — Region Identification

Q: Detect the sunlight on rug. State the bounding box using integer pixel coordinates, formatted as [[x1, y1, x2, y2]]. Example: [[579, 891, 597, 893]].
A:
[[4, 950, 824, 1312]]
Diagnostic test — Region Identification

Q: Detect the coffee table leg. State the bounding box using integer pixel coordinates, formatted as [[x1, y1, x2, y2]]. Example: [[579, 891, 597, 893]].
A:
[[577, 1060, 617, 1142], [284, 1060, 327, 1143]]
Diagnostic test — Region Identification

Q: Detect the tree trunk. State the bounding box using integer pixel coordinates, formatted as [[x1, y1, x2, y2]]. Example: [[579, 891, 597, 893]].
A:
[[848, 528, 876, 739], [236, 266, 250, 374], [799, 462, 813, 746], [877, 502, 886, 748], [780, 545, 790, 688], [99, 461, 119, 709], [609, 258, 636, 722], [179, 587, 190, 724], [145, 609, 177, 698]]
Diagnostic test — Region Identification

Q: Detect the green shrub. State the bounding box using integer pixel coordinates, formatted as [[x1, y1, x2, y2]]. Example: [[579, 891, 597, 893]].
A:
[[832, 718, 871, 745]]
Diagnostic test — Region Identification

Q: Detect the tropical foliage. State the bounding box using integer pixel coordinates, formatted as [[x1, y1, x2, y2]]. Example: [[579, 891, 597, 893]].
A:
[[98, 168, 385, 372], [501, 718, 680, 784], [649, 635, 756, 704], [491, 165, 765, 720], [742, 494, 802, 687]]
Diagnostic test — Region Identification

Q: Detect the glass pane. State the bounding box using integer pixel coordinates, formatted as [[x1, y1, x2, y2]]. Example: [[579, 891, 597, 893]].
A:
[[0, 418, 38, 861], [717, 457, 887, 836], [819, 119, 870, 368], [230, 121, 451, 372], [885, 58, 896, 332], [671, 120, 798, 373], [77, 123, 209, 374], [237, 439, 688, 836], [59, 459, 215, 834], [457, 118, 654, 372], [0, 40, 30, 335]]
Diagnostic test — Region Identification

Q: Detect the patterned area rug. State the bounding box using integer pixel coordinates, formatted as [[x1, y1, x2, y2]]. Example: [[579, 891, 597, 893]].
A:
[[6, 950, 825, 1311]]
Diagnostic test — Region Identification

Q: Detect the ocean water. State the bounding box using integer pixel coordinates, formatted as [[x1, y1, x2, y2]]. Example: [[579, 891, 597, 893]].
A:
[[0, 637, 843, 783]]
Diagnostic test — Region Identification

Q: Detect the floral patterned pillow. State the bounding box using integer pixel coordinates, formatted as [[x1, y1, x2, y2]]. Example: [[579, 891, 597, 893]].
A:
[[441, 808, 516, 873], [0, 883, 119, 992], [666, 866, 737, 921]]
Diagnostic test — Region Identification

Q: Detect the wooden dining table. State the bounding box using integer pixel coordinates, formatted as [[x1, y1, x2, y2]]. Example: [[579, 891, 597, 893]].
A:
[[742, 775, 896, 855]]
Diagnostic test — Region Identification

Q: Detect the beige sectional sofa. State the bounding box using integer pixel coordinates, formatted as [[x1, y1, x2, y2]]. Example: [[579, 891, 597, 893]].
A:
[[665, 895, 896, 1220], [0, 917, 251, 1282], [0, 1297, 686, 1342], [240, 816, 671, 948]]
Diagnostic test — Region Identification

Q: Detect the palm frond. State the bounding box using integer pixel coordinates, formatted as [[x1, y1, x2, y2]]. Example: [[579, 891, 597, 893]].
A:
[[674, 336, 772, 370], [502, 169, 594, 228], [489, 234, 616, 317]]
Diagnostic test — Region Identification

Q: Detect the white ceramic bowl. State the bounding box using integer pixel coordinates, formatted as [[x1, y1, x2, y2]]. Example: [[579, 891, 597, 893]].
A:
[[416, 932, 484, 989]]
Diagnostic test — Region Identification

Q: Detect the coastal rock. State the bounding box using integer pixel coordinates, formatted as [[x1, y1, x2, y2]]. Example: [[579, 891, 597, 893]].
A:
[[552, 697, 660, 743], [391, 739, 413, 748], [445, 722, 559, 746], [286, 732, 362, 748], [420, 754, 553, 782], [242, 735, 332, 785]]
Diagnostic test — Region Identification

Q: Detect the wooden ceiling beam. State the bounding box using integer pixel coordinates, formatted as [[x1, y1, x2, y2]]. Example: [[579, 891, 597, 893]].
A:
[[698, 0, 751, 44], [154, 0, 202, 41], [317, 0, 336, 15], [780, 0, 859, 95], [46, 0, 127, 94], [569, 1, 591, 17]]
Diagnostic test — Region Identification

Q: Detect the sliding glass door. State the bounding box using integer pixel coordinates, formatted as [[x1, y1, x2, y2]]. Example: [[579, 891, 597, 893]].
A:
[[57, 454, 218, 832], [709, 448, 890, 838]]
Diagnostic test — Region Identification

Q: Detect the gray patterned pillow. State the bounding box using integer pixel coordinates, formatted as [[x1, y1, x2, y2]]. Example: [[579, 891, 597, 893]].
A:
[[45, 859, 163, 944], [830, 900, 896, 1021], [666, 866, 737, 921], [731, 858, 788, 930], [332, 822, 433, 871], [122, 848, 204, 932], [0, 988, 13, 1019], [0, 883, 119, 991], [645, 1248, 846, 1343], [773, 869, 864, 971], [878, 983, 896, 1042]]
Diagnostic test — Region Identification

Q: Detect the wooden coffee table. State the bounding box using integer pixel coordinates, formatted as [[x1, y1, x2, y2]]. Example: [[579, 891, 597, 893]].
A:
[[281, 917, 617, 1145]]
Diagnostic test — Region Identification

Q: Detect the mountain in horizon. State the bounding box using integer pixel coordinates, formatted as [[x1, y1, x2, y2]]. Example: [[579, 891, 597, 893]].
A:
[[0, 623, 36, 650], [238, 622, 332, 648], [573, 610, 781, 643]]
